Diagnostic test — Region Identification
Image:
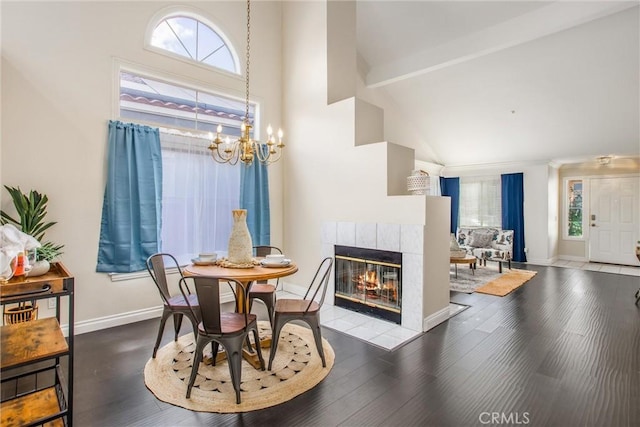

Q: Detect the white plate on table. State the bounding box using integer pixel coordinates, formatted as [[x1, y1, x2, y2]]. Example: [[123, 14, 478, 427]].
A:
[[191, 258, 217, 266], [260, 259, 291, 268]]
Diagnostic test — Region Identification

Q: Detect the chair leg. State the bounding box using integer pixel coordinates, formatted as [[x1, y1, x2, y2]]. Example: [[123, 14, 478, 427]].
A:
[[250, 294, 275, 326], [223, 335, 246, 404], [307, 316, 326, 368], [186, 337, 208, 398], [252, 328, 265, 370], [264, 295, 275, 326], [173, 313, 184, 341], [268, 316, 286, 371], [211, 342, 219, 366], [152, 309, 171, 358], [245, 335, 254, 353]]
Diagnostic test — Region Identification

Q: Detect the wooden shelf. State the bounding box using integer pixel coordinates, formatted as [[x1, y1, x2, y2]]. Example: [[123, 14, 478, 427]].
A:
[[0, 317, 68, 370], [0, 386, 64, 427], [0, 261, 74, 425], [0, 262, 72, 303]]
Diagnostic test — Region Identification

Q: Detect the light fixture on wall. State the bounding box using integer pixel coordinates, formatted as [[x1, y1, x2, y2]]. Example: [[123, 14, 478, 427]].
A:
[[597, 156, 612, 166], [208, 0, 284, 165]]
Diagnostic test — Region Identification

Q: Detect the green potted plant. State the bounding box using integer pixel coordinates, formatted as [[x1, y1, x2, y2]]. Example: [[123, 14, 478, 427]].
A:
[[1, 186, 64, 275]]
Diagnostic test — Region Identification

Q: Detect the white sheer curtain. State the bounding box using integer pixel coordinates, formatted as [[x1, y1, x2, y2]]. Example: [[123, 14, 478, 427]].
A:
[[159, 131, 240, 264], [459, 176, 501, 227]]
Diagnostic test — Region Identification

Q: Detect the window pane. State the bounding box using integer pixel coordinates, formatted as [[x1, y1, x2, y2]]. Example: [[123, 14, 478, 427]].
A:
[[460, 177, 501, 228], [151, 15, 238, 74], [119, 71, 254, 135], [150, 21, 186, 56], [202, 48, 235, 73], [159, 132, 240, 264], [568, 180, 583, 237]]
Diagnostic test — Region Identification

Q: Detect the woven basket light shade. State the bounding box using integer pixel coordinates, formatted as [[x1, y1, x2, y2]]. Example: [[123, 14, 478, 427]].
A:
[[407, 170, 430, 195]]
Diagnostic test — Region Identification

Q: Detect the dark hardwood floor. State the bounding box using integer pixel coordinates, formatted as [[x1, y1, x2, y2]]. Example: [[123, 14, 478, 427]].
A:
[[73, 265, 639, 426]]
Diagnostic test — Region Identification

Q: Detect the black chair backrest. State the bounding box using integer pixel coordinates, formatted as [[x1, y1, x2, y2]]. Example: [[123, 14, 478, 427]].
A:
[[179, 276, 249, 335], [303, 257, 333, 312], [253, 245, 282, 257], [147, 253, 183, 305]]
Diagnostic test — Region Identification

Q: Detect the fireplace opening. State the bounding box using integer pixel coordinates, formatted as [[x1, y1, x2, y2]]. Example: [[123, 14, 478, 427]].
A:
[[334, 245, 402, 324]]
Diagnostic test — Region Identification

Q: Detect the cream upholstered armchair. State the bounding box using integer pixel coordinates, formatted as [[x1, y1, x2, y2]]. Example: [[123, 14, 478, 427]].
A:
[[456, 227, 513, 271]]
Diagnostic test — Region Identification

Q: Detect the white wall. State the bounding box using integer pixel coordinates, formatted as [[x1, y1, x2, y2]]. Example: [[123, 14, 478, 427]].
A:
[[281, 1, 450, 327], [1, 1, 283, 330]]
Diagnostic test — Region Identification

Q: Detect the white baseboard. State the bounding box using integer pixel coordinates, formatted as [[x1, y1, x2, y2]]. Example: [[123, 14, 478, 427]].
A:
[[558, 255, 589, 262], [423, 306, 450, 332], [525, 257, 555, 266], [71, 306, 163, 335], [68, 290, 237, 336]]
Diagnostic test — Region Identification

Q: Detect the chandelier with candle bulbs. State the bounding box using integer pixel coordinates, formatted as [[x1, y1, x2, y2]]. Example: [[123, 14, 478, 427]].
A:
[[208, 0, 284, 165]]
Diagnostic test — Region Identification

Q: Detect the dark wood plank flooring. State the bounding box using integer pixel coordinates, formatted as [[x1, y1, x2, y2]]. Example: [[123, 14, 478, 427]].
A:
[[72, 265, 640, 426]]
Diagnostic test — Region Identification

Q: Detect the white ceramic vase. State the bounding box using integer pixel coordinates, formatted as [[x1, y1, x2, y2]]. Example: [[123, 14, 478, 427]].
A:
[[27, 260, 50, 277], [227, 209, 253, 264]]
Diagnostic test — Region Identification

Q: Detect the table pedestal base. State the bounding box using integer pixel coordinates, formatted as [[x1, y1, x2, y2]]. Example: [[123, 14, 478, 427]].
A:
[[203, 334, 272, 370]]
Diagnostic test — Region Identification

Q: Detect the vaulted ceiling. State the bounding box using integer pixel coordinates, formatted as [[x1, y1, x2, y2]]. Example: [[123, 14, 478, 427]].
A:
[[356, 1, 640, 167]]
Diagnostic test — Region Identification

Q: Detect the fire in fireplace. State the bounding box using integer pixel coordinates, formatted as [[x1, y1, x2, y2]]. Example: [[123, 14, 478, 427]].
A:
[[334, 245, 402, 324]]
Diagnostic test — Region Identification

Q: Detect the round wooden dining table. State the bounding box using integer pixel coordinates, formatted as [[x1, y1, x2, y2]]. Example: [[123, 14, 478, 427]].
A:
[[184, 262, 298, 312], [183, 261, 298, 368]]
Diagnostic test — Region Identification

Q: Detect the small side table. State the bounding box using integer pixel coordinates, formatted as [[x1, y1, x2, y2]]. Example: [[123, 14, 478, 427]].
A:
[[450, 255, 477, 278]]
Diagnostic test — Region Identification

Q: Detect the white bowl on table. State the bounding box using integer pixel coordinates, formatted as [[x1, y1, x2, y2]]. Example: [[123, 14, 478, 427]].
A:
[[198, 253, 217, 261], [261, 254, 290, 266]]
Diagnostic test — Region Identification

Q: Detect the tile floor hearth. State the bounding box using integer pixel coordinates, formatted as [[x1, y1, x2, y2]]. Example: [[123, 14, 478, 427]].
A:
[[550, 260, 640, 276], [318, 303, 468, 350], [277, 291, 467, 351]]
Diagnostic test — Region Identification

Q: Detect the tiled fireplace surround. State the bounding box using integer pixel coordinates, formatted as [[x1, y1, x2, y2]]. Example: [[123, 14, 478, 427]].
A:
[[320, 221, 444, 333]]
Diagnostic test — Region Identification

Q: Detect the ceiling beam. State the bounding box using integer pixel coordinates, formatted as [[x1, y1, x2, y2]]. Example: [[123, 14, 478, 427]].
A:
[[366, 2, 638, 88]]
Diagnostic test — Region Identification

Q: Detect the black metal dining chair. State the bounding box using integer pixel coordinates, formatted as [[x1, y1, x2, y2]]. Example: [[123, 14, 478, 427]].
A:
[[248, 245, 283, 325], [268, 257, 333, 370], [146, 253, 200, 358], [179, 276, 265, 404]]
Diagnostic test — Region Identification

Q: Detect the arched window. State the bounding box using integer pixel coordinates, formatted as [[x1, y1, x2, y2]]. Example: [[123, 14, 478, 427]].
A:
[[149, 14, 239, 74]]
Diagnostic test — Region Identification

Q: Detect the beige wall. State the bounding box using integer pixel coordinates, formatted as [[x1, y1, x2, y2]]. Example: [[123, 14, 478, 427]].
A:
[[1, 1, 283, 329]]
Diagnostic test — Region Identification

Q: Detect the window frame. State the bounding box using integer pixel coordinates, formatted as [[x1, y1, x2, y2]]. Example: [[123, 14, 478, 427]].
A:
[[144, 6, 242, 78], [563, 177, 589, 241], [112, 59, 262, 140]]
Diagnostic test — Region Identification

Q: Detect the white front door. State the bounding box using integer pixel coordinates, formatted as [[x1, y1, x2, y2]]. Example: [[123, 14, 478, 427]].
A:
[[589, 176, 640, 266]]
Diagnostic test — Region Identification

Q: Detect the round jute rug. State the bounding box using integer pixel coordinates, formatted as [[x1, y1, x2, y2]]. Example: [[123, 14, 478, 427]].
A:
[[144, 321, 334, 413]]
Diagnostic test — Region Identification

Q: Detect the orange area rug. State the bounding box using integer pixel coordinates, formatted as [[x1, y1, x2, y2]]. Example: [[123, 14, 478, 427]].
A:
[[475, 268, 537, 296]]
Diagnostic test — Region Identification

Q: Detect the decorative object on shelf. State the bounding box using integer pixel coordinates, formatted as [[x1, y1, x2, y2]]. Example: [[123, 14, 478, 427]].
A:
[[227, 209, 254, 266], [3, 301, 38, 324], [407, 170, 430, 195], [27, 260, 51, 277], [208, 0, 284, 166], [0, 225, 39, 280], [0, 186, 64, 276], [0, 252, 18, 282]]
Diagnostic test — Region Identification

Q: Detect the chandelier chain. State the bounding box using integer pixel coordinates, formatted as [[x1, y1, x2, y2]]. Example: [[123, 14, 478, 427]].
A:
[[208, 0, 283, 166], [245, 0, 251, 124]]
